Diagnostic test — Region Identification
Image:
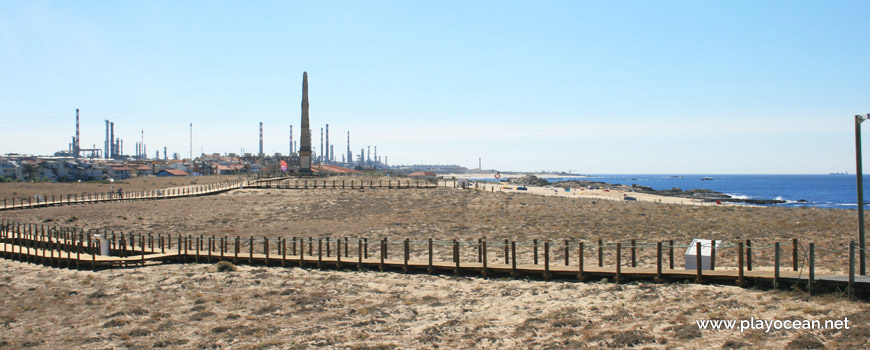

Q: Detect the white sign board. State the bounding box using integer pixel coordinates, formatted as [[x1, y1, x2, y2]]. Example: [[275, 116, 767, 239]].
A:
[[684, 239, 722, 270]]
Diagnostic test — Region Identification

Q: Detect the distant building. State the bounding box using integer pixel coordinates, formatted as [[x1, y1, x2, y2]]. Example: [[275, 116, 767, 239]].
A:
[[156, 169, 189, 177], [0, 160, 22, 180], [408, 171, 437, 180]]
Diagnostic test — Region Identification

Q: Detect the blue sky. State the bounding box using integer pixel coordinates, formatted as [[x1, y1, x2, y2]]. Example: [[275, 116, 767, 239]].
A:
[[1, 0, 869, 173]]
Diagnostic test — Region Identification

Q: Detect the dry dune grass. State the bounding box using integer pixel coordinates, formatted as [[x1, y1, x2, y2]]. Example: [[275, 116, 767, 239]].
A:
[[0, 186, 861, 271], [1, 259, 868, 349], [2, 181, 870, 348]]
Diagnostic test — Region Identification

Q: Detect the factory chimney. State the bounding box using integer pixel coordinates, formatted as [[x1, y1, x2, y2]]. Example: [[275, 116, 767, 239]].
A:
[[289, 125, 294, 155], [75, 109, 80, 158], [347, 131, 351, 165], [259, 122, 264, 157], [110, 122, 115, 158], [320, 127, 324, 164], [164, 147, 167, 161], [105, 120, 110, 159], [325, 124, 330, 163], [367, 146, 371, 164], [374, 146, 377, 165]]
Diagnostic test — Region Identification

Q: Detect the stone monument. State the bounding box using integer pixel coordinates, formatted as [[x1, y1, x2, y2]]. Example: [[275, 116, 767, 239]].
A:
[[298, 72, 313, 173]]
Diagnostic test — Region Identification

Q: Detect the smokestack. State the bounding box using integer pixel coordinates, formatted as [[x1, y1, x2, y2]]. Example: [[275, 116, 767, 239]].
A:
[[320, 127, 324, 164], [325, 124, 329, 163], [110, 122, 115, 158], [189, 123, 193, 161], [385, 156, 388, 166], [374, 146, 377, 165], [367, 146, 371, 164], [259, 122, 264, 157], [330, 145, 334, 163], [141, 129, 144, 158], [75, 109, 80, 158], [105, 120, 110, 159], [120, 139, 123, 157], [164, 147, 167, 161], [347, 131, 351, 165], [289, 125, 294, 155]]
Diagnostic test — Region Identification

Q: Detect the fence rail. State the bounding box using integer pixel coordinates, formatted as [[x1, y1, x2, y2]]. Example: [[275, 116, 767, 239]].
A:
[[2, 219, 869, 298]]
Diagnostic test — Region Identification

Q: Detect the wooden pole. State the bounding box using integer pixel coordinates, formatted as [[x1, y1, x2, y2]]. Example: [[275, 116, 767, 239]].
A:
[[543, 241, 550, 281], [564, 239, 570, 266], [655, 242, 662, 283], [511, 241, 517, 277], [428, 238, 433, 274], [533, 239, 538, 265], [808, 242, 814, 295], [774, 242, 780, 290], [453, 239, 460, 275], [792, 238, 799, 271], [738, 241, 744, 287], [695, 241, 702, 284], [318, 238, 323, 269], [598, 238, 603, 267], [630, 239, 636, 268], [615, 242, 622, 283], [746, 239, 752, 271], [403, 238, 409, 273], [482, 239, 488, 278], [578, 241, 584, 281], [379, 238, 385, 271], [849, 241, 855, 298], [710, 239, 716, 271]]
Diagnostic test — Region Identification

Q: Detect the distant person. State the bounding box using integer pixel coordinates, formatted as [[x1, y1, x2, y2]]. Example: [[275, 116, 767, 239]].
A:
[[118, 187, 123, 199], [110, 186, 114, 199]]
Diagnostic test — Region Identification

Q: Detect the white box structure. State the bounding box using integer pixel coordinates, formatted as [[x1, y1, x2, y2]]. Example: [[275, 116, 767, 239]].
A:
[[684, 239, 722, 270]]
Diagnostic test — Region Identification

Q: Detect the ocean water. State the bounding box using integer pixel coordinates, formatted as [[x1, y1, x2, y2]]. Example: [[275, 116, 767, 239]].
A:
[[471, 174, 869, 209]]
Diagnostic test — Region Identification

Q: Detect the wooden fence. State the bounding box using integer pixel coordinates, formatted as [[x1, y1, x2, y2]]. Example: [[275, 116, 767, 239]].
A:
[[1, 219, 868, 298]]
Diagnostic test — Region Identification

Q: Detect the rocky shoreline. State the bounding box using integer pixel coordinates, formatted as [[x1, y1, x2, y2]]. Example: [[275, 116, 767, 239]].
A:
[[508, 175, 789, 205]]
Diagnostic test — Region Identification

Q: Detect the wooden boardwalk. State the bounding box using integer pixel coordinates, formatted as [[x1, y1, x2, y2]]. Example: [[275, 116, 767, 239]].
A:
[[2, 176, 869, 299], [2, 226, 869, 299]]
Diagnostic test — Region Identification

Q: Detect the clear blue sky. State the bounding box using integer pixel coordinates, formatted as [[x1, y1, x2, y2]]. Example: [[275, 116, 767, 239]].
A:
[[2, 0, 869, 173]]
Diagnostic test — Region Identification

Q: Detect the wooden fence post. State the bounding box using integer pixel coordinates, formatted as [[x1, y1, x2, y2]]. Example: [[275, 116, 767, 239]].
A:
[[792, 238, 799, 271], [511, 241, 517, 277], [578, 241, 584, 281], [695, 241, 702, 284], [774, 242, 780, 290], [264, 237, 269, 266], [543, 241, 550, 281], [453, 239, 460, 275], [481, 239, 488, 278], [630, 239, 636, 268], [849, 241, 855, 298], [746, 239, 752, 271], [808, 242, 814, 295], [710, 239, 716, 271], [598, 238, 603, 267], [655, 242, 662, 283], [533, 239, 539, 265], [403, 238, 409, 273], [615, 242, 622, 283], [317, 238, 323, 269], [379, 238, 385, 272], [738, 241, 744, 287], [428, 238, 433, 274]]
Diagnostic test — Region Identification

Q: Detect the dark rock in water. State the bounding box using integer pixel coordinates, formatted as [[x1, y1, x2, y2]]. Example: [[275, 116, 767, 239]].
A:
[[548, 178, 785, 205], [509, 175, 550, 187], [797, 199, 809, 203]]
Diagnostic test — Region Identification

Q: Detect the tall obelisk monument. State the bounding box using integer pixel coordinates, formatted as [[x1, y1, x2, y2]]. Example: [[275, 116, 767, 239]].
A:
[[298, 72, 313, 173]]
